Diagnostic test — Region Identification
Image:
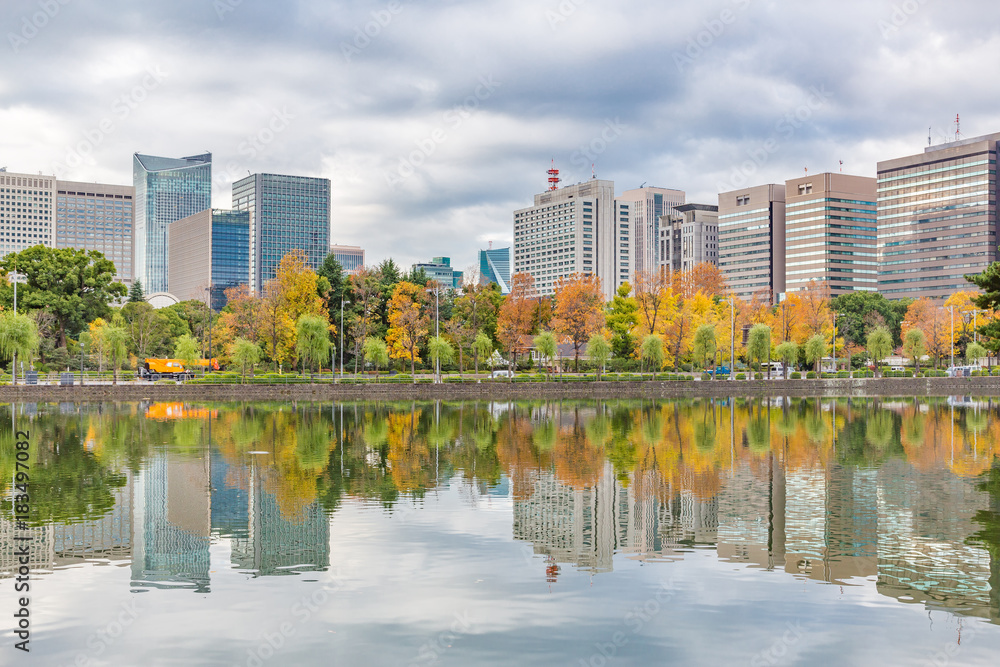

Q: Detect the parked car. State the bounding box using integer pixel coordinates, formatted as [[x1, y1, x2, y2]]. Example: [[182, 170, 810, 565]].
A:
[[490, 370, 514, 378]]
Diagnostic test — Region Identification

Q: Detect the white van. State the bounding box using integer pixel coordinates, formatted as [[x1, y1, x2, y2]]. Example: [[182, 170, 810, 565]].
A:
[[490, 370, 514, 378]]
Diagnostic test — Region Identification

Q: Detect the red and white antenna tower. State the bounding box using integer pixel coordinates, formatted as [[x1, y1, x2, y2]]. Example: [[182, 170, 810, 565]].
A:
[[955, 114, 962, 140], [547, 160, 560, 191]]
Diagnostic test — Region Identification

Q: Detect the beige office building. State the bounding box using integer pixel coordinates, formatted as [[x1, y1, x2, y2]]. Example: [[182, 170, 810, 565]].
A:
[[659, 203, 719, 273], [0, 170, 55, 256], [784, 173, 877, 297], [55, 180, 135, 284], [330, 243, 365, 274], [617, 186, 685, 276], [718, 184, 786, 302], [877, 132, 1000, 300], [168, 209, 250, 310]]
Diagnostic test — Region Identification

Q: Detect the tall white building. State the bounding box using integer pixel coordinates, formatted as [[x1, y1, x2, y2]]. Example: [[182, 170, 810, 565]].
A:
[[55, 180, 135, 285], [513, 178, 626, 300], [617, 186, 685, 275], [0, 170, 55, 256]]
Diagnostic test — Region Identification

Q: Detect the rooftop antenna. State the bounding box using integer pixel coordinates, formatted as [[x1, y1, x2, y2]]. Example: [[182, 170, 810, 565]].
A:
[[488, 240, 493, 250], [928, 126, 932, 147], [547, 160, 560, 191], [804, 166, 808, 176], [639, 181, 647, 189], [839, 160, 843, 173], [955, 113, 962, 141]]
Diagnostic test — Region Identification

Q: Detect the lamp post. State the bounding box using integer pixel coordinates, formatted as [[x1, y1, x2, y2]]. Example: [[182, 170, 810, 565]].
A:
[[832, 313, 847, 375], [80, 337, 85, 387], [11, 270, 22, 314], [970, 308, 987, 343], [204, 287, 213, 374], [434, 284, 440, 383], [727, 296, 735, 381], [340, 297, 346, 382]]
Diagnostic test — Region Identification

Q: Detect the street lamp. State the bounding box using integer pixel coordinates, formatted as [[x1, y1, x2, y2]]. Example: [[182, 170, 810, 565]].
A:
[[948, 305, 955, 369], [204, 287, 213, 373], [11, 270, 22, 314], [727, 296, 736, 381], [339, 298, 350, 382], [832, 312, 847, 375]]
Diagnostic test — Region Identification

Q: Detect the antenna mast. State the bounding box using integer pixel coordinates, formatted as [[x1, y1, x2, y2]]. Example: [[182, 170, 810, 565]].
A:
[[955, 114, 962, 141], [547, 160, 560, 191]]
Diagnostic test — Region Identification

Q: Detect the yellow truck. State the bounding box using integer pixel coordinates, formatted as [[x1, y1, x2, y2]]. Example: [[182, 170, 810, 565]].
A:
[[139, 358, 220, 381]]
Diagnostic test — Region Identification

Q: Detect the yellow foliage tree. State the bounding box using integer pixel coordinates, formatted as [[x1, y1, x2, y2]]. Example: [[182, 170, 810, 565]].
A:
[[386, 281, 429, 377]]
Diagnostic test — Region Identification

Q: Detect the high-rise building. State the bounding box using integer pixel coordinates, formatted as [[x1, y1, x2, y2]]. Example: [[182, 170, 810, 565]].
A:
[[133, 153, 212, 294], [232, 173, 330, 292], [659, 203, 719, 274], [877, 133, 1000, 300], [513, 178, 624, 299], [617, 186, 685, 275], [55, 180, 135, 285], [168, 209, 251, 310], [0, 170, 55, 256], [330, 243, 365, 274], [784, 173, 877, 297], [412, 256, 463, 288], [479, 246, 511, 294], [718, 184, 786, 302]]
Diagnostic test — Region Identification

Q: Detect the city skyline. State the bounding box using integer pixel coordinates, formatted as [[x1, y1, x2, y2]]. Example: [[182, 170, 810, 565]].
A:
[[5, 0, 1000, 275]]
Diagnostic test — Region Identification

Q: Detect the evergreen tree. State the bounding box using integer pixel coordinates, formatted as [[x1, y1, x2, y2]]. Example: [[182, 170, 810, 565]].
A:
[[128, 279, 145, 303]]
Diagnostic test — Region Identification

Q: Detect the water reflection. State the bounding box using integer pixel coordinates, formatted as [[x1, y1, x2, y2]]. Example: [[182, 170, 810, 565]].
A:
[[0, 398, 998, 628]]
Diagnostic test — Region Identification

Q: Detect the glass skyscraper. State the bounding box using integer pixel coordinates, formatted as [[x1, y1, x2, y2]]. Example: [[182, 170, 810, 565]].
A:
[[133, 152, 212, 293], [232, 173, 330, 292], [479, 246, 511, 294], [167, 209, 250, 310]]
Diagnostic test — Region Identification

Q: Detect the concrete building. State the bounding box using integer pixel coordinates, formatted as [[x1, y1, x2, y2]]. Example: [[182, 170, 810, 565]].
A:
[[412, 256, 463, 288], [55, 180, 135, 285], [877, 133, 1000, 300], [784, 173, 877, 297], [168, 209, 251, 310], [659, 203, 719, 273], [133, 153, 212, 294], [330, 244, 365, 274], [479, 246, 511, 294], [513, 178, 624, 299], [718, 184, 786, 302], [617, 186, 685, 276], [0, 170, 55, 256], [232, 173, 330, 292]]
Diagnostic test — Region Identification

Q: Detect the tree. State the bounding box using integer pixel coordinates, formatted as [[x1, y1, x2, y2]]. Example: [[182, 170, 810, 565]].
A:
[[296, 314, 332, 378], [552, 274, 604, 371], [128, 279, 145, 303], [787, 280, 832, 344], [427, 336, 454, 383], [229, 338, 261, 384], [903, 328, 927, 373], [775, 341, 798, 379], [534, 331, 558, 380], [966, 341, 987, 365], [173, 334, 200, 376], [0, 246, 126, 347], [317, 253, 346, 313], [120, 301, 169, 359], [386, 281, 429, 381], [903, 298, 950, 368], [363, 336, 389, 381], [832, 291, 910, 347], [347, 267, 382, 374], [587, 334, 611, 380], [633, 268, 672, 337], [640, 334, 664, 379], [496, 273, 536, 376], [472, 332, 493, 376], [104, 315, 129, 385], [866, 326, 893, 378], [606, 282, 639, 359], [0, 312, 40, 385], [805, 334, 827, 375], [692, 324, 717, 371], [673, 262, 727, 299], [747, 324, 771, 379]]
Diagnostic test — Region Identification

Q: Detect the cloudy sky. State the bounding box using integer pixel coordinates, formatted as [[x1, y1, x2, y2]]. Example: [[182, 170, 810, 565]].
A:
[[4, 0, 1000, 275]]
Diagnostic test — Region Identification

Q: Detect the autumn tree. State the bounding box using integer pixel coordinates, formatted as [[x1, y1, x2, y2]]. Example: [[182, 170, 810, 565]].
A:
[[632, 268, 673, 337], [552, 274, 604, 371], [692, 324, 717, 371], [347, 267, 382, 373], [497, 273, 536, 374], [606, 282, 639, 359], [903, 328, 927, 372], [673, 262, 727, 299], [386, 281, 429, 380], [787, 280, 831, 344], [904, 298, 950, 368]]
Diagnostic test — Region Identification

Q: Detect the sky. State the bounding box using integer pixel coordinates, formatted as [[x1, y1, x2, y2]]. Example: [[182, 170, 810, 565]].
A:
[[3, 0, 1000, 277]]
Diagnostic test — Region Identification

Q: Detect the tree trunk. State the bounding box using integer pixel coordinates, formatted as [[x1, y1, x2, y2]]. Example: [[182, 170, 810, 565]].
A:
[[410, 348, 416, 384]]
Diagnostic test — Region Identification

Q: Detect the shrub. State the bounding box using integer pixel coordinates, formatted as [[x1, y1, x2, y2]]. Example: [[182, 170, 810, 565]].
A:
[[701, 373, 712, 381], [736, 373, 746, 380], [806, 371, 817, 379], [790, 372, 801, 379]]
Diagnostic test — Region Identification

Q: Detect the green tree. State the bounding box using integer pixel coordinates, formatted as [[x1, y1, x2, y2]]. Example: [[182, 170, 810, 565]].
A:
[[363, 336, 389, 381], [104, 316, 129, 385], [173, 334, 200, 376], [775, 341, 798, 379], [427, 335, 454, 383], [831, 291, 911, 347], [587, 334, 611, 380], [317, 253, 346, 313], [805, 334, 827, 375], [0, 312, 40, 385], [295, 314, 332, 378], [128, 279, 145, 303], [640, 334, 664, 379], [866, 326, 893, 377], [0, 246, 126, 347], [903, 328, 927, 373], [692, 323, 717, 371], [966, 341, 987, 365], [229, 337, 262, 384], [747, 324, 771, 378], [606, 282, 639, 359], [533, 331, 558, 380], [472, 332, 493, 376]]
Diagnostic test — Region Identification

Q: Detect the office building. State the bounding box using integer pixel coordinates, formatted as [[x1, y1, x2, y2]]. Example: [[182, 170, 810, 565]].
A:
[[877, 133, 1000, 299], [168, 209, 251, 310], [513, 177, 624, 300], [479, 246, 511, 294], [55, 180, 135, 285], [783, 173, 877, 297], [133, 153, 212, 293], [718, 184, 786, 302], [617, 186, 685, 275], [412, 256, 463, 288], [0, 170, 55, 256], [330, 243, 365, 274], [659, 203, 719, 273], [232, 173, 330, 292]]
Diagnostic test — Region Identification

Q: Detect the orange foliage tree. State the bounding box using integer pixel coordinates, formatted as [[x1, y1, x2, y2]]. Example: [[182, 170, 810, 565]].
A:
[[386, 281, 429, 378], [497, 273, 536, 373], [786, 280, 831, 344], [903, 298, 951, 368], [552, 274, 605, 371]]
